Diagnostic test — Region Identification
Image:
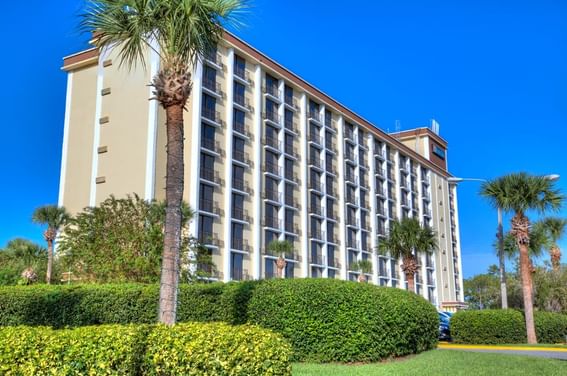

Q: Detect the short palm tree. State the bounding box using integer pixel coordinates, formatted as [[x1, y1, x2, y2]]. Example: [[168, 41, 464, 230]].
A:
[[32, 205, 70, 284], [540, 217, 567, 272], [377, 217, 437, 293], [267, 240, 294, 278], [481, 173, 564, 344], [351, 259, 373, 283], [82, 0, 245, 325]]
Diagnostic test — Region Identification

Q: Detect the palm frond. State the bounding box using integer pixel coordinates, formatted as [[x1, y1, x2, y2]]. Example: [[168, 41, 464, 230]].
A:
[[32, 205, 71, 230]]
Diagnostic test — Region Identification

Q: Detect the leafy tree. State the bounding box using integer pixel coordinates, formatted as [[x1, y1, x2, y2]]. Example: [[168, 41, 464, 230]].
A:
[[377, 217, 437, 292], [464, 271, 501, 309], [82, 0, 246, 324], [267, 240, 294, 278], [31, 205, 70, 284], [481, 173, 564, 343], [0, 239, 47, 285], [59, 195, 200, 284]]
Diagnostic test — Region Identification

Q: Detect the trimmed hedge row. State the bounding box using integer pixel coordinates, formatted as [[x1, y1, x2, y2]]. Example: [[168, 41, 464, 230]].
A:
[[247, 279, 438, 362], [0, 279, 438, 362], [0, 322, 291, 375], [451, 309, 567, 344]]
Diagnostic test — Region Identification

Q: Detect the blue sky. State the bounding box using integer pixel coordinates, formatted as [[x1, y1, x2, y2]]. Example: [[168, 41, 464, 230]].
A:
[[1, 0, 566, 278]]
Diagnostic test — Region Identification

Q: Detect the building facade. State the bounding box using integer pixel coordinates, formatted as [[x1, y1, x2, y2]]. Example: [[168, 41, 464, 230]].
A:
[[59, 32, 465, 309]]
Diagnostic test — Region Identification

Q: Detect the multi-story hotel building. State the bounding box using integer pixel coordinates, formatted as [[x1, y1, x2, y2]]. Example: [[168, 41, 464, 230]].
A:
[[59, 32, 465, 309]]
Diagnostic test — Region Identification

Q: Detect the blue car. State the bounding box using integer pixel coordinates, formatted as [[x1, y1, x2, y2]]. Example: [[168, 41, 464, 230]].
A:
[[438, 311, 453, 341]]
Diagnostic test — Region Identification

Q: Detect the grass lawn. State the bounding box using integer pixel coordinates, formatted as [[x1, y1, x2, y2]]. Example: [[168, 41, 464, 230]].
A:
[[292, 350, 567, 376]]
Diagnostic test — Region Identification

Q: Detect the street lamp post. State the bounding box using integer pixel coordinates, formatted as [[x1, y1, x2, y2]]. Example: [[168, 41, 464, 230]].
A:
[[448, 174, 560, 310], [447, 177, 508, 309]]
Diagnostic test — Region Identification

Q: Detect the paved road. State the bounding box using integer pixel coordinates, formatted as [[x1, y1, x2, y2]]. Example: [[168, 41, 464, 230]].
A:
[[439, 344, 567, 360]]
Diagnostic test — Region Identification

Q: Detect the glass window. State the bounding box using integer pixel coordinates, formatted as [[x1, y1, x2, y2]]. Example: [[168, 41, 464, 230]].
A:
[[234, 82, 245, 105], [234, 54, 246, 78], [265, 258, 276, 279], [230, 252, 244, 280]]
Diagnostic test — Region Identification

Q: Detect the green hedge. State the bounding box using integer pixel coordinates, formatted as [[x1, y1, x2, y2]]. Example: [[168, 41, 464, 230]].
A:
[[0, 323, 291, 375], [451, 309, 567, 344], [0, 279, 438, 362], [247, 279, 438, 362]]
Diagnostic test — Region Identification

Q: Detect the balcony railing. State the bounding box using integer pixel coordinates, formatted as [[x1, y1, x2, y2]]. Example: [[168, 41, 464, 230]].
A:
[[232, 207, 251, 223], [231, 238, 251, 252], [284, 143, 298, 158], [198, 231, 222, 247], [309, 254, 324, 265], [232, 178, 251, 194], [199, 199, 222, 216], [263, 85, 281, 99], [233, 121, 250, 138], [309, 156, 323, 170], [234, 93, 252, 110], [200, 168, 222, 185], [310, 180, 324, 193], [309, 132, 323, 146], [308, 110, 322, 123], [310, 204, 323, 216], [262, 216, 281, 229], [201, 138, 221, 154], [204, 51, 223, 68], [284, 96, 298, 110], [264, 248, 299, 261], [310, 230, 325, 241], [233, 149, 250, 165], [202, 108, 222, 125], [231, 268, 250, 281], [263, 162, 282, 176], [263, 189, 282, 203], [263, 111, 281, 124], [284, 119, 298, 133], [202, 79, 223, 97], [263, 135, 281, 150], [234, 65, 252, 84]]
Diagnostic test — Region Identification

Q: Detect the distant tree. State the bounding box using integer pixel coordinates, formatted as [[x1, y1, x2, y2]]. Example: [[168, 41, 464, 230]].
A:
[[377, 217, 437, 293], [481, 173, 564, 344], [464, 272, 501, 309], [267, 240, 294, 278], [0, 238, 47, 285], [351, 259, 373, 283], [32, 205, 70, 284], [58, 195, 199, 283], [539, 217, 567, 272]]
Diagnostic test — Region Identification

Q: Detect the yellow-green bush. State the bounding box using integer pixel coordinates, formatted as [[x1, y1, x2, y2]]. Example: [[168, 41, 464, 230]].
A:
[[143, 322, 291, 375], [0, 323, 291, 376]]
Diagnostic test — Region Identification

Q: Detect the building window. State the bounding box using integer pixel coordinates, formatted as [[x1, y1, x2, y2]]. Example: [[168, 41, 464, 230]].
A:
[[201, 123, 216, 151], [200, 153, 215, 181], [199, 184, 214, 213], [265, 258, 276, 279], [234, 81, 246, 106], [198, 215, 213, 243], [284, 85, 293, 105], [202, 65, 216, 91], [234, 54, 246, 79], [233, 109, 246, 134], [233, 136, 246, 163], [232, 193, 245, 220], [285, 208, 294, 233], [230, 252, 244, 280], [202, 93, 216, 121]]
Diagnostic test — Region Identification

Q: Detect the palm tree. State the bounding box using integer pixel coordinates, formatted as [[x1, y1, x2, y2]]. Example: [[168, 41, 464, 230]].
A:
[[481, 173, 564, 344], [82, 0, 245, 325], [32, 206, 70, 284], [377, 217, 437, 293], [351, 259, 373, 283], [267, 240, 294, 278], [540, 217, 567, 272]]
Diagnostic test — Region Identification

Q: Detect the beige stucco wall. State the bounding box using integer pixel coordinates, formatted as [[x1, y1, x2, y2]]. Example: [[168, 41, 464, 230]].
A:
[[62, 66, 97, 215]]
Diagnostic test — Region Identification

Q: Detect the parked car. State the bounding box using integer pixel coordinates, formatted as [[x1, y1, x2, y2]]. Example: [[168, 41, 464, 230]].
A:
[[438, 311, 453, 341]]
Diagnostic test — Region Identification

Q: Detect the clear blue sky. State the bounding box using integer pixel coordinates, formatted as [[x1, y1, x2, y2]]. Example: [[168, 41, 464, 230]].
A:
[[1, 0, 566, 278]]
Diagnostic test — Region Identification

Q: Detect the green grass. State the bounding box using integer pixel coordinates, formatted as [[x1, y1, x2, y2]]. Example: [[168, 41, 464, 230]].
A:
[[292, 350, 567, 376]]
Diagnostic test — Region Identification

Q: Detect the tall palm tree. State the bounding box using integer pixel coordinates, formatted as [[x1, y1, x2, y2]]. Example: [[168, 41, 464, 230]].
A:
[[82, 0, 245, 325], [481, 173, 564, 344], [540, 217, 567, 272], [267, 240, 293, 278], [32, 206, 70, 284], [377, 217, 437, 293]]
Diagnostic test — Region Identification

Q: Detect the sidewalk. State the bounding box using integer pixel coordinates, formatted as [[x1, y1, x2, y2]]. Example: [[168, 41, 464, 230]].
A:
[[438, 343, 567, 360]]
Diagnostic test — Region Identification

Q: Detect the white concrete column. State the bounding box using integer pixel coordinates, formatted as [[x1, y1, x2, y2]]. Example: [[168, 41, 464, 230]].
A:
[[252, 64, 263, 279], [451, 184, 465, 302], [188, 60, 203, 238], [223, 48, 235, 282], [368, 134, 379, 285], [144, 39, 160, 201], [58, 72, 73, 207], [336, 115, 347, 280], [299, 93, 309, 277]]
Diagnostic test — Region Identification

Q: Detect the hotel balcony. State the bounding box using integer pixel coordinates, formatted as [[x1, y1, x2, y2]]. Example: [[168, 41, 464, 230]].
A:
[[263, 85, 282, 101], [262, 215, 282, 230], [201, 108, 224, 127], [234, 93, 253, 112], [232, 208, 251, 223], [233, 149, 251, 166], [262, 111, 282, 126], [200, 168, 223, 185], [232, 177, 252, 194], [308, 110, 322, 124], [263, 189, 283, 204], [202, 78, 224, 99], [199, 198, 223, 216], [231, 238, 252, 253], [234, 66, 253, 85], [233, 121, 251, 138], [203, 51, 224, 70]]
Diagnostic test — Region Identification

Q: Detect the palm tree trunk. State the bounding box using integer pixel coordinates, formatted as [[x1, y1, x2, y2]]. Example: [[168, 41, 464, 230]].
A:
[[513, 213, 537, 344], [46, 238, 53, 284], [405, 272, 415, 293], [402, 255, 418, 293], [550, 246, 561, 272], [158, 103, 185, 325]]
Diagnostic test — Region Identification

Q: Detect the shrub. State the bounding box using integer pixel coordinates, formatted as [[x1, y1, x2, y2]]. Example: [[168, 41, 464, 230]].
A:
[[0, 283, 231, 328], [0, 323, 291, 376], [451, 309, 567, 344], [534, 311, 567, 343], [143, 322, 291, 375], [246, 278, 438, 362], [0, 324, 150, 375]]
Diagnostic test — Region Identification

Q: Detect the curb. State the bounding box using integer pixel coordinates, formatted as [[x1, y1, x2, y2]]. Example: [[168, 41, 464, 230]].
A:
[[439, 343, 567, 353]]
